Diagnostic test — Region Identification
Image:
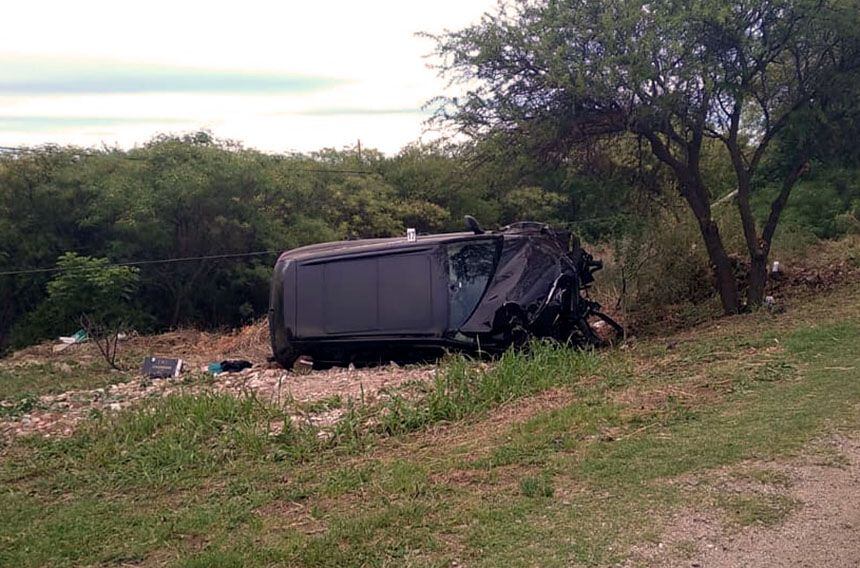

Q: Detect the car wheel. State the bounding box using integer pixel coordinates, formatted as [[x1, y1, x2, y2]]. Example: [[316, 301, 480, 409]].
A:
[[504, 312, 530, 349], [273, 348, 300, 370]]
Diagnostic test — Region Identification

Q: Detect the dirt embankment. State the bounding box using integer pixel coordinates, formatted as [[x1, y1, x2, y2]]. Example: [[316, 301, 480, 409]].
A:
[[1, 363, 437, 440], [0, 320, 437, 441]]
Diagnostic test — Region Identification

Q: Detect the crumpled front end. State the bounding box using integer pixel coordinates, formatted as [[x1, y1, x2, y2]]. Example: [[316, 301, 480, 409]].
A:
[[460, 223, 622, 348]]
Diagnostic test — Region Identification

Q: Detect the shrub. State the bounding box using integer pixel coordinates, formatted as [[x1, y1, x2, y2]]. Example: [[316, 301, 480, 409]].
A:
[[610, 212, 716, 331], [44, 253, 140, 368]]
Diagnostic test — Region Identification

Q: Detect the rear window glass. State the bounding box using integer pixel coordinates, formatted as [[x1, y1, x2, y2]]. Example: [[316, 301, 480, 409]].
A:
[[448, 241, 498, 327]]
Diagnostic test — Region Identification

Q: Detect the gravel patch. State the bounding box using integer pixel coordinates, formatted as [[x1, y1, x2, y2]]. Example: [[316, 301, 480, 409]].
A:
[[0, 363, 438, 441], [626, 435, 860, 568]]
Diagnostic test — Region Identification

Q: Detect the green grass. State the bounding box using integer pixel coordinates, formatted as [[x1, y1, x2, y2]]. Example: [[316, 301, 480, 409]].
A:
[[0, 361, 126, 402], [295, 394, 343, 414], [2, 285, 860, 566], [728, 467, 793, 487], [519, 474, 554, 498], [713, 492, 798, 527], [374, 343, 602, 436]]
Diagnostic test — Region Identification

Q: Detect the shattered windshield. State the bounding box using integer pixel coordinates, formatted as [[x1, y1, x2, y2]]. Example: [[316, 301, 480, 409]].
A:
[[447, 240, 498, 328]]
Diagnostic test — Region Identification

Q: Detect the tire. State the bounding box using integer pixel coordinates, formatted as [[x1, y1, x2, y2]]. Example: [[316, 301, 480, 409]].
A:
[[273, 348, 300, 370], [501, 309, 530, 350], [578, 311, 624, 347]]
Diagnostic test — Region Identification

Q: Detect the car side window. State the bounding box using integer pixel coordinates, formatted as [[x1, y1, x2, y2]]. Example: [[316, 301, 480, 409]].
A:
[[448, 241, 498, 327]]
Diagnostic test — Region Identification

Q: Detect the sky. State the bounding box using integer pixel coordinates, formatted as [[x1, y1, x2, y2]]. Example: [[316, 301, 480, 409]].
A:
[[0, 0, 495, 154]]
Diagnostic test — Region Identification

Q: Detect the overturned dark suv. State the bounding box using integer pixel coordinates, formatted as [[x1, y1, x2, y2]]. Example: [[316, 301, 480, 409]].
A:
[[269, 219, 621, 368]]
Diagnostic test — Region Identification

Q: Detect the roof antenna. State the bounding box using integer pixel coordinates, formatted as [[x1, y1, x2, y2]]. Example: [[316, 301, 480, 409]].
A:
[[464, 215, 484, 235]]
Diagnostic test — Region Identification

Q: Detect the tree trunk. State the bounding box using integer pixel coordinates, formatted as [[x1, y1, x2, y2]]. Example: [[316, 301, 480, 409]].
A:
[[171, 290, 185, 327], [748, 253, 768, 307], [639, 130, 740, 314], [696, 217, 740, 314], [748, 159, 809, 307]]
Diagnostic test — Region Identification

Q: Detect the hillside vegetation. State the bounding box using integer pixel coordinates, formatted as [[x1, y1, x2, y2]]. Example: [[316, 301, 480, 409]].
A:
[[1, 263, 858, 566], [2, 131, 859, 353]]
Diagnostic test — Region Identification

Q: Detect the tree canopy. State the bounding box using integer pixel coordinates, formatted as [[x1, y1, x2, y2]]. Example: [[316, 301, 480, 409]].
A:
[[0, 134, 591, 350], [432, 0, 860, 312], [4, 0, 860, 352]]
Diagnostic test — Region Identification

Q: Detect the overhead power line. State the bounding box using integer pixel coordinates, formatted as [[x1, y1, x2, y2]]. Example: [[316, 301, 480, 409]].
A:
[[0, 250, 283, 277], [567, 214, 628, 225], [0, 213, 644, 278]]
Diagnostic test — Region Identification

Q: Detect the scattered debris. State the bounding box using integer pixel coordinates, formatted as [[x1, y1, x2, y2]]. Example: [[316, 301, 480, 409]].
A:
[[769, 258, 858, 300], [218, 359, 253, 373], [293, 356, 314, 375], [141, 356, 183, 378], [53, 329, 88, 353], [59, 329, 88, 345], [0, 360, 437, 441]]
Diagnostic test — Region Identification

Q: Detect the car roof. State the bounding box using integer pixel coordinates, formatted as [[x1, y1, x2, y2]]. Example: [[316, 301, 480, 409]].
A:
[[277, 231, 500, 263]]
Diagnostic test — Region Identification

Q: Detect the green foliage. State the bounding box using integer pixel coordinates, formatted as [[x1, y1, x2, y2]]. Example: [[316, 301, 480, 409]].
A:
[[0, 393, 39, 418], [519, 474, 554, 498], [45, 253, 139, 328], [61, 393, 290, 488], [1, 127, 858, 351], [501, 186, 567, 226], [0, 137, 540, 348], [714, 493, 797, 527], [36, 253, 140, 367], [322, 175, 443, 238], [376, 342, 600, 435], [0, 133, 639, 350], [2, 287, 860, 566], [754, 168, 860, 239], [609, 210, 717, 330], [0, 361, 128, 402], [432, 0, 860, 310], [8, 254, 141, 348]]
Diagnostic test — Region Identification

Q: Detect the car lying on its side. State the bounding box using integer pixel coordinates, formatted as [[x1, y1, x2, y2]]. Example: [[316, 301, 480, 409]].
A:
[[269, 219, 621, 369]]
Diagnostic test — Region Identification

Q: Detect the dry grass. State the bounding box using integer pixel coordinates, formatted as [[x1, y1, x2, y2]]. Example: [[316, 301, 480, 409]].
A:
[[2, 241, 860, 567], [3, 318, 272, 372]]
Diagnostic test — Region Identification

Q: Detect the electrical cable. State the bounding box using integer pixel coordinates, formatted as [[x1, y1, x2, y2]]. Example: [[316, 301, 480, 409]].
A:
[[0, 250, 283, 277]]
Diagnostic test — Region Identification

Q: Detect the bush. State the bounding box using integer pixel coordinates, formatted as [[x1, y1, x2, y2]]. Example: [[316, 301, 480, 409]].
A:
[[752, 167, 860, 240], [41, 253, 139, 368], [610, 212, 717, 331]]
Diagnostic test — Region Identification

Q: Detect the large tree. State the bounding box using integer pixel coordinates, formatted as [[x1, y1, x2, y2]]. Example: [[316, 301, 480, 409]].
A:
[[431, 0, 860, 312]]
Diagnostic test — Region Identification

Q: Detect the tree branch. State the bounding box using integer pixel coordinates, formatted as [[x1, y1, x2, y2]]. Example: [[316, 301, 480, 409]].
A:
[[762, 158, 810, 248]]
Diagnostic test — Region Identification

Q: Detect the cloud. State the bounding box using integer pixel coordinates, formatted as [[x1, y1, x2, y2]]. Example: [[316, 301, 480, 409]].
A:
[[0, 56, 343, 95], [0, 115, 187, 132]]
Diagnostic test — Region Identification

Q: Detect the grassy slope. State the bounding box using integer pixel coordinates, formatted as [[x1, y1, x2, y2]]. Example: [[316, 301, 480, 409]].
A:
[[1, 284, 859, 567], [0, 360, 124, 406]]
